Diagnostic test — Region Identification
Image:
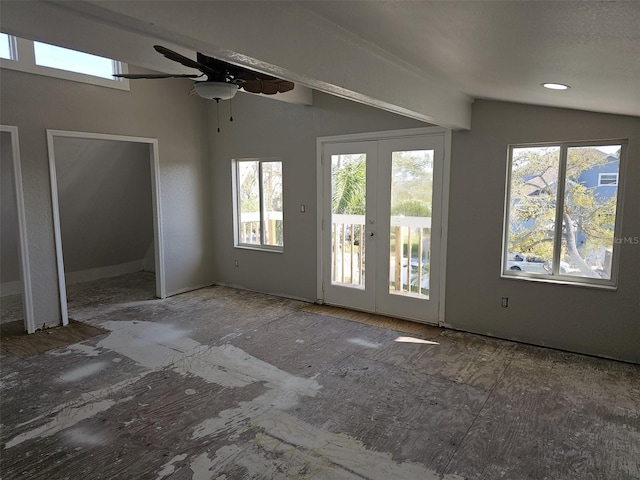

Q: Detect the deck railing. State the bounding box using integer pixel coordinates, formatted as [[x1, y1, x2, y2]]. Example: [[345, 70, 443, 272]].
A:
[[239, 211, 283, 246], [331, 214, 366, 285], [331, 214, 431, 295]]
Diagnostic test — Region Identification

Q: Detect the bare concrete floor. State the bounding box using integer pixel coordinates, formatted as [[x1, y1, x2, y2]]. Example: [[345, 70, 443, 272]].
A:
[[1, 272, 638, 479]]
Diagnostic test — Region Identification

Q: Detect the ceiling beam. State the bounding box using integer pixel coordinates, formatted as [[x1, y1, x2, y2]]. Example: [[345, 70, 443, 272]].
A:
[[1, 1, 472, 129]]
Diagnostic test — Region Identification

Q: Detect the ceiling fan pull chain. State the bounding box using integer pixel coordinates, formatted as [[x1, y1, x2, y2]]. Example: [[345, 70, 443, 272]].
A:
[[229, 97, 234, 122], [216, 99, 221, 133]]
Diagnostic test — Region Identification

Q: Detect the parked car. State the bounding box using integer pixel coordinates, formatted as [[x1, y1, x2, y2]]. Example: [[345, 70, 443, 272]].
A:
[[506, 253, 579, 274], [506, 253, 548, 273]]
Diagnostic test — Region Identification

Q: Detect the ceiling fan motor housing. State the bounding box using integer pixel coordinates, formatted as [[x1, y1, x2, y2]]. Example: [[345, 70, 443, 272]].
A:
[[194, 81, 238, 100]]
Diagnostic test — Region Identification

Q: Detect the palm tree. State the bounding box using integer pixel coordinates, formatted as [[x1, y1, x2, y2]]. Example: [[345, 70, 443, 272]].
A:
[[332, 154, 366, 215]]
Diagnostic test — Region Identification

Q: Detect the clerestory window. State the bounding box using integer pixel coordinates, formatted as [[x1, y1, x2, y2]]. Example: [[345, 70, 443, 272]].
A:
[[0, 33, 128, 90]]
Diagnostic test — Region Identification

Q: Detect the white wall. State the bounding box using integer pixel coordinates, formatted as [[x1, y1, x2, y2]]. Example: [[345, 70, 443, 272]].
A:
[[209, 90, 427, 301], [446, 100, 640, 363], [0, 66, 213, 325]]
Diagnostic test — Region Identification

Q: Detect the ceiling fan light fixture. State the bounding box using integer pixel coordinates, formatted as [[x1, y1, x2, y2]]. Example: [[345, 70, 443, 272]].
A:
[[542, 82, 570, 90], [194, 81, 238, 100]]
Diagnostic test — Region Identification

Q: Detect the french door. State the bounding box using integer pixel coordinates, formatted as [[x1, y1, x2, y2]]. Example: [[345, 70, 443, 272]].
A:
[[319, 130, 446, 324]]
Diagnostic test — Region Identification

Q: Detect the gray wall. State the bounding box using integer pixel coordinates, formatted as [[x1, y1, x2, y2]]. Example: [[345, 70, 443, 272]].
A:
[[447, 100, 639, 363], [0, 67, 212, 324], [1, 131, 20, 286], [210, 90, 426, 301], [3, 60, 637, 361], [53, 137, 153, 274], [210, 94, 639, 363]]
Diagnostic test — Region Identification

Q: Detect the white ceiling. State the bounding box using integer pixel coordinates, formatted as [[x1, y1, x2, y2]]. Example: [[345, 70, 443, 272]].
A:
[[300, 1, 640, 119], [2, 1, 638, 129]]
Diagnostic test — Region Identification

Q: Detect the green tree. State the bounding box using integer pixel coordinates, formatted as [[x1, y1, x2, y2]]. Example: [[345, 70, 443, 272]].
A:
[[508, 147, 618, 277], [390, 151, 432, 216], [332, 154, 366, 215]]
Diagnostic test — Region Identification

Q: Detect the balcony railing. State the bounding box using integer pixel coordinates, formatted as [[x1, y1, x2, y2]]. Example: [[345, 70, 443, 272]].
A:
[[239, 211, 283, 246], [331, 214, 431, 296]]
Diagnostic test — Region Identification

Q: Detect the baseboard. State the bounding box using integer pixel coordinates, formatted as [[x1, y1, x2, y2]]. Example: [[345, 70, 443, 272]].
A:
[[65, 260, 144, 285]]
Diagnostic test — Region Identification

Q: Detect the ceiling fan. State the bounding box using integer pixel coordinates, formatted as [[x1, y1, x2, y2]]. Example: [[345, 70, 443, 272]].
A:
[[114, 45, 295, 131]]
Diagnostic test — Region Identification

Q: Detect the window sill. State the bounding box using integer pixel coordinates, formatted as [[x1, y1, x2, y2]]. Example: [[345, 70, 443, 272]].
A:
[[501, 272, 618, 291]]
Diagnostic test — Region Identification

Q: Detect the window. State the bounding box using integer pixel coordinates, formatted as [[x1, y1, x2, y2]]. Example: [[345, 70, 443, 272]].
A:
[[33, 41, 117, 79], [0, 33, 14, 60], [503, 141, 626, 288], [233, 159, 283, 251], [598, 173, 618, 186], [0, 33, 128, 90]]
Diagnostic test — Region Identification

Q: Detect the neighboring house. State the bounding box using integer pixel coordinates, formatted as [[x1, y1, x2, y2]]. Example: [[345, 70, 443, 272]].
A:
[[575, 152, 620, 271]]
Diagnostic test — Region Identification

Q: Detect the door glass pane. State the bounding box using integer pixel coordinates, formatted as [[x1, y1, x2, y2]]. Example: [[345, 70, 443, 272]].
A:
[[560, 145, 621, 279], [505, 146, 560, 275], [331, 154, 366, 287], [389, 150, 433, 298]]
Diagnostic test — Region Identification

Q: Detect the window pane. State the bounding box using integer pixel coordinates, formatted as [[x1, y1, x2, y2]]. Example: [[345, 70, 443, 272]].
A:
[[505, 146, 560, 274], [599, 173, 618, 186], [331, 154, 366, 287], [0, 33, 13, 59], [237, 161, 261, 245], [261, 161, 283, 247], [34, 42, 115, 79], [560, 146, 621, 280], [389, 149, 432, 298]]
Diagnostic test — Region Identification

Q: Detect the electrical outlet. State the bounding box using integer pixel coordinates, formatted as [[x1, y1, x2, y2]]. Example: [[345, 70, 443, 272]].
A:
[[501, 297, 509, 308], [234, 260, 239, 267]]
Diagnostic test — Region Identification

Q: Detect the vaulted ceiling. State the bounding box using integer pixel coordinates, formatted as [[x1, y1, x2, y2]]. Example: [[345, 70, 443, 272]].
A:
[[2, 1, 638, 130]]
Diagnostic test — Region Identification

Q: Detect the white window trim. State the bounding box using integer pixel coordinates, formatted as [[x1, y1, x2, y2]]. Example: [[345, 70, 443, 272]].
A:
[[232, 158, 284, 252], [501, 140, 627, 290], [0, 35, 129, 91], [598, 172, 619, 187]]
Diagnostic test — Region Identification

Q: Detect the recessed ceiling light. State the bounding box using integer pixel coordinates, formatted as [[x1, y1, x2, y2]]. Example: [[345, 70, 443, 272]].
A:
[[542, 83, 570, 90]]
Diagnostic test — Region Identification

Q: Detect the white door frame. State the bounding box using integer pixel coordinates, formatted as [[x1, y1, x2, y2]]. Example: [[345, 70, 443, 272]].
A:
[[47, 129, 166, 326], [1, 125, 36, 333], [317, 126, 451, 325]]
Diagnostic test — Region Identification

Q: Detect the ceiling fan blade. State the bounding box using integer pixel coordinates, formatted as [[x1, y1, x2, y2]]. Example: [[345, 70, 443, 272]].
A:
[[240, 80, 263, 94], [275, 80, 295, 93], [241, 79, 295, 95], [154, 45, 207, 71], [113, 73, 201, 79], [261, 82, 279, 95]]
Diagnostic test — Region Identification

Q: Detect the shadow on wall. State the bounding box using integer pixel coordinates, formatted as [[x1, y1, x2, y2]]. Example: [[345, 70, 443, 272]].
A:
[[52, 137, 155, 286]]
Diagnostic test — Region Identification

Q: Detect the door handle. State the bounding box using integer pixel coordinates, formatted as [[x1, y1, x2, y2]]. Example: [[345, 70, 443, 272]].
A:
[[368, 232, 375, 237]]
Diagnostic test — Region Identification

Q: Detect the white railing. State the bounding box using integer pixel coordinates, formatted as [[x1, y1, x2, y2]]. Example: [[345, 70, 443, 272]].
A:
[[331, 214, 431, 295], [331, 214, 366, 286], [239, 211, 283, 245]]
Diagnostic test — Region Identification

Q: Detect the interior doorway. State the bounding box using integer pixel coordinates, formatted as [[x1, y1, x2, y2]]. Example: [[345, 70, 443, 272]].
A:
[[318, 127, 450, 325], [47, 130, 165, 325], [0, 125, 34, 332]]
